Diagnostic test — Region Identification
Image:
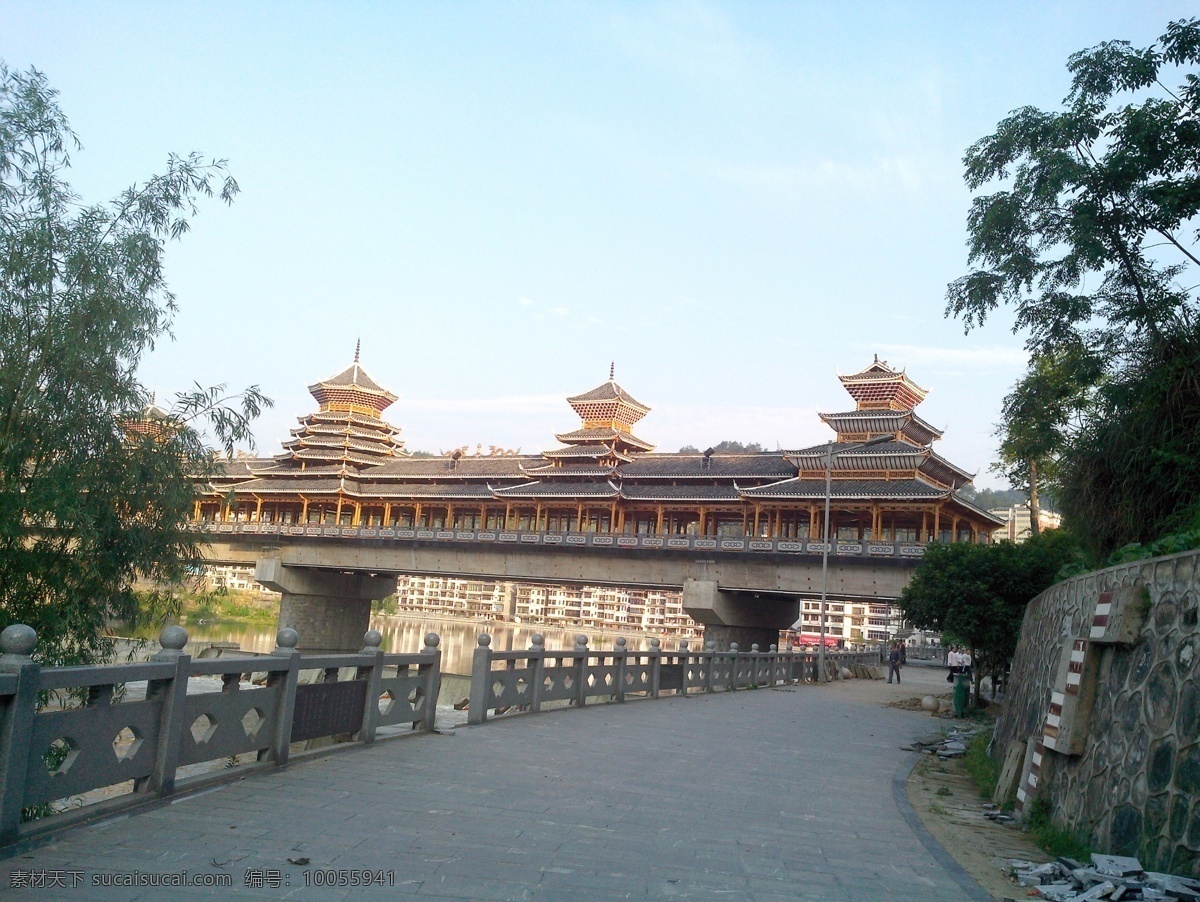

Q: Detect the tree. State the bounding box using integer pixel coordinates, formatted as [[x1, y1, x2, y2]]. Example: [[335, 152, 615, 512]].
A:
[[0, 65, 269, 667], [946, 19, 1200, 557], [898, 531, 1079, 700], [679, 440, 765, 453], [993, 348, 1098, 536]]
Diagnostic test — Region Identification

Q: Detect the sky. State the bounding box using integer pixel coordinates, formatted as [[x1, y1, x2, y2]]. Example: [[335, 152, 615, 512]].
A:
[[5, 1, 1195, 488]]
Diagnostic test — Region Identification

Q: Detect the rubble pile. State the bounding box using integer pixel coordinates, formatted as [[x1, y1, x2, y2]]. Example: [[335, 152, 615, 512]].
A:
[[900, 727, 982, 759], [1008, 854, 1200, 900]]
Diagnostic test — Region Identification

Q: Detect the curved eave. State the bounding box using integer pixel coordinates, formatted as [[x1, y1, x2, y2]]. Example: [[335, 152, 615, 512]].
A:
[[492, 480, 620, 499]]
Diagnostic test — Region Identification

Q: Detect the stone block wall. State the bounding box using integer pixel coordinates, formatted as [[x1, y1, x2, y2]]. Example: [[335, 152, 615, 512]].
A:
[[996, 549, 1200, 875]]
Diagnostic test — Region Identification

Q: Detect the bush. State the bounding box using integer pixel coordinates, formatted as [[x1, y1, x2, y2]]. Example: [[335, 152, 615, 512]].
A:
[[963, 730, 999, 799], [1028, 797, 1093, 860]]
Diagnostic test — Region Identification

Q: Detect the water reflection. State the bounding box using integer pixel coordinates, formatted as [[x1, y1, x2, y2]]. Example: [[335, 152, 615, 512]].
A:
[[163, 614, 688, 676]]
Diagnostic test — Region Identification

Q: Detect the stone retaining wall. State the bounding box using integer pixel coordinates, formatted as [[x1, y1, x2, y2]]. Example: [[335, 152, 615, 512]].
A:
[[996, 549, 1200, 875]]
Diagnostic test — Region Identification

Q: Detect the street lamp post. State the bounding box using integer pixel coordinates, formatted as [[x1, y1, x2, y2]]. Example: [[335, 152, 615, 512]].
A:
[[817, 434, 892, 683]]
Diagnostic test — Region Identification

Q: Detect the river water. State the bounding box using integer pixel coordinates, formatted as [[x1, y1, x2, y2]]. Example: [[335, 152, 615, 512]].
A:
[[165, 614, 690, 676]]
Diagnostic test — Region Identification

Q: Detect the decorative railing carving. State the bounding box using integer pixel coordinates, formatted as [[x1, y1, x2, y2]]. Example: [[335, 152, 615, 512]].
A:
[[0, 624, 440, 846]]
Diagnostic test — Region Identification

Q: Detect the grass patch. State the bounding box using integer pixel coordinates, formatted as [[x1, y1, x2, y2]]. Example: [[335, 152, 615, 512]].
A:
[[936, 786, 952, 797], [1028, 797, 1093, 860], [963, 729, 999, 799]]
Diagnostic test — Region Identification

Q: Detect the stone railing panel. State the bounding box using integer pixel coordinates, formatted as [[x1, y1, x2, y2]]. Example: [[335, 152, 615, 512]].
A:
[[0, 623, 441, 848]]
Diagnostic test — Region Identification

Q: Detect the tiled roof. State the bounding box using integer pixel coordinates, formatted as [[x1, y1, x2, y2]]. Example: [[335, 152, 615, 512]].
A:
[[543, 446, 633, 462], [221, 478, 351, 495], [302, 411, 396, 429], [363, 483, 497, 500], [817, 410, 943, 444], [619, 485, 741, 502], [618, 453, 796, 479], [368, 457, 532, 479], [308, 361, 395, 398], [493, 481, 619, 499], [566, 380, 648, 411], [520, 464, 618, 477], [740, 478, 950, 500], [917, 451, 974, 489], [553, 427, 655, 450]]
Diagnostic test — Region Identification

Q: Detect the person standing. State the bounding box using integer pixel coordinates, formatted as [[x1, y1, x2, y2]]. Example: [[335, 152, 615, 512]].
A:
[[946, 646, 960, 683], [887, 642, 902, 684]]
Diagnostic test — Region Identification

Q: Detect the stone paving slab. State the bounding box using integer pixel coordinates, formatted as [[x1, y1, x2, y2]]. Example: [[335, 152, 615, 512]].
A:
[[2, 667, 984, 900]]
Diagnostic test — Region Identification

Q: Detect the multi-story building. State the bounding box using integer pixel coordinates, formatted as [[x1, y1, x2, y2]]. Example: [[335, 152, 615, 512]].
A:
[[989, 504, 1063, 542]]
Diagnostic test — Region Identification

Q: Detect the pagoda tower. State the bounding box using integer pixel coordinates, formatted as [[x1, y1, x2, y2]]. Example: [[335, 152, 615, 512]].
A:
[[538, 364, 654, 470], [274, 343, 408, 470], [817, 356, 945, 447]]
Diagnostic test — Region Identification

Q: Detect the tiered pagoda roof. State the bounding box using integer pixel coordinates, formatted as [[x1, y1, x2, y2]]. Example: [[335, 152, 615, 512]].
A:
[[542, 366, 655, 464], [268, 345, 409, 472]]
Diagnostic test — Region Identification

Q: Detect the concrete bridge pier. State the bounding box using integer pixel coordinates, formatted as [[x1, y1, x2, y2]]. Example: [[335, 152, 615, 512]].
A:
[[681, 578, 798, 652], [254, 558, 395, 654]]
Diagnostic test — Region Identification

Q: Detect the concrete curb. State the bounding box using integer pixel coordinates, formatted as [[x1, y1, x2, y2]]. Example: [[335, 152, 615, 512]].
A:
[[892, 751, 992, 901]]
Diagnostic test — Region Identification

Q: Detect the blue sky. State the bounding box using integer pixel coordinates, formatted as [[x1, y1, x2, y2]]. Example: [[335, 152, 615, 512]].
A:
[[6, 2, 1194, 487]]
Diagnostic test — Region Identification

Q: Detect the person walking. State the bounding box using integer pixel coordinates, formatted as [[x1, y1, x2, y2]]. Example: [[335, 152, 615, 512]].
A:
[[887, 642, 902, 684]]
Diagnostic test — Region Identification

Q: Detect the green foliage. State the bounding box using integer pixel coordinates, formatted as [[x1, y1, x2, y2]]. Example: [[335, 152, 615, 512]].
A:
[[946, 19, 1200, 558], [372, 594, 399, 616], [0, 65, 269, 667], [899, 531, 1081, 685], [958, 485, 1027, 511], [679, 441, 765, 453], [1028, 796, 1094, 860], [963, 730, 999, 800]]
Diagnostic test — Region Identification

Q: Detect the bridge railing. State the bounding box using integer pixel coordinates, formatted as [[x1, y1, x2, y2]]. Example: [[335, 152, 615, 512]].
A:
[[0, 623, 440, 847], [465, 636, 881, 724], [201, 521, 929, 560]]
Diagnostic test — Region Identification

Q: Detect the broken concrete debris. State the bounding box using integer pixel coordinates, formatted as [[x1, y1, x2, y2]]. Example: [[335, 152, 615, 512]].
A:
[[900, 727, 981, 759], [1008, 854, 1200, 900]]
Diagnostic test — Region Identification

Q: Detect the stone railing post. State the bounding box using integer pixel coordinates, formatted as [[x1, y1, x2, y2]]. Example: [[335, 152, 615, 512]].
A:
[[649, 638, 661, 698], [0, 625, 39, 845], [768, 644, 778, 686], [705, 641, 717, 693], [574, 635, 589, 708], [614, 638, 627, 703], [678, 641, 690, 697], [140, 626, 191, 797], [421, 632, 441, 733], [267, 628, 301, 765], [356, 630, 384, 744], [749, 644, 760, 688], [529, 634, 545, 713], [727, 643, 739, 691], [467, 634, 493, 725]]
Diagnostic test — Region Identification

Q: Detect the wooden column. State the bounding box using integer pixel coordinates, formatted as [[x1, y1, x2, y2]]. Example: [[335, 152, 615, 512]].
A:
[[535, 503, 542, 531], [951, 515, 960, 542], [352, 502, 362, 526], [577, 502, 583, 531], [446, 504, 455, 529], [698, 507, 707, 535], [301, 497, 309, 523], [655, 506, 663, 535], [505, 503, 512, 529], [414, 502, 423, 527]]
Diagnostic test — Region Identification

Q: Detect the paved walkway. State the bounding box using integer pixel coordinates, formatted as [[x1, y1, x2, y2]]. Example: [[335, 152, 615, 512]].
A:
[[2, 661, 985, 901]]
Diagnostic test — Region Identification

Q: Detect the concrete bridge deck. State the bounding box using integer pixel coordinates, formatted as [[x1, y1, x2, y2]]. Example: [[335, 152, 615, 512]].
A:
[[1, 666, 985, 901]]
